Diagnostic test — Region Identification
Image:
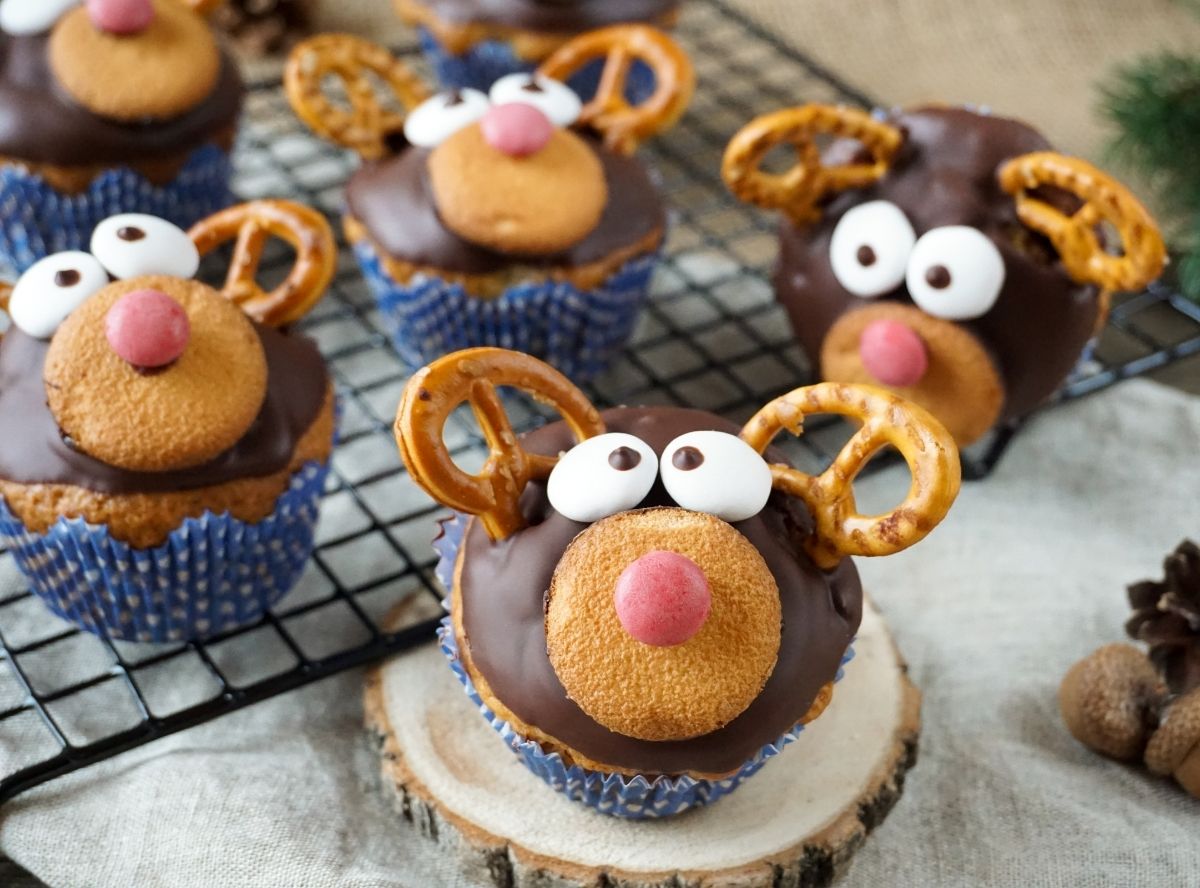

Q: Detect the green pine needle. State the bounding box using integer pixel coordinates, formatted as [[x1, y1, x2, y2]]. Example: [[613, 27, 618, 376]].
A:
[[1100, 51, 1200, 300]]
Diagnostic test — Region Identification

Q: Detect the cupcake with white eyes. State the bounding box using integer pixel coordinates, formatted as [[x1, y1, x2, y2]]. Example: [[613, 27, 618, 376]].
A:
[[0, 200, 337, 642], [286, 25, 692, 381], [722, 104, 1166, 446], [395, 347, 961, 817]]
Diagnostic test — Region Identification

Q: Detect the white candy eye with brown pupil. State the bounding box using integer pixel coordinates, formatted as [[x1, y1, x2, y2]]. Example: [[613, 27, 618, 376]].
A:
[[489, 73, 581, 128], [547, 432, 658, 523], [829, 200, 917, 299], [9, 251, 108, 339], [0, 0, 79, 36], [660, 431, 773, 523], [906, 225, 1006, 320], [403, 89, 491, 148], [90, 214, 200, 281]]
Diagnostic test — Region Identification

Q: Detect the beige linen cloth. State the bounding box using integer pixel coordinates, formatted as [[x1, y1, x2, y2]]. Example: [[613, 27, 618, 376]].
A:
[[1, 377, 1198, 887]]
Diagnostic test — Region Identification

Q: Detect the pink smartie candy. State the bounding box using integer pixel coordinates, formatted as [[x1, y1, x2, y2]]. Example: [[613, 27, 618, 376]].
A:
[[481, 102, 554, 158], [614, 550, 712, 647], [859, 318, 929, 388], [105, 289, 191, 370], [87, 0, 155, 35]]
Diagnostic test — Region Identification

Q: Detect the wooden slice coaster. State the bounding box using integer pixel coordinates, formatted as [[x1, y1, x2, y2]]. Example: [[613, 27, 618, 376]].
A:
[[364, 597, 920, 888]]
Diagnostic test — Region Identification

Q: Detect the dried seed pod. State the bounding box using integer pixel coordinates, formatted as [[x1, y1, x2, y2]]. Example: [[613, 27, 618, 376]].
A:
[[1060, 644, 1167, 761]]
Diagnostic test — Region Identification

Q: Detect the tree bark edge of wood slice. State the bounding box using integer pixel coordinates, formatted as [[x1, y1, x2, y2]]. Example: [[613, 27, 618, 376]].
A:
[[364, 596, 920, 888]]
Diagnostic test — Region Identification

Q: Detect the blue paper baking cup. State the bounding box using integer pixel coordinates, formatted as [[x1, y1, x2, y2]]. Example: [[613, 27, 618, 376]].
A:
[[0, 460, 329, 643], [353, 237, 659, 382], [416, 28, 658, 103], [432, 512, 855, 819], [0, 143, 233, 274]]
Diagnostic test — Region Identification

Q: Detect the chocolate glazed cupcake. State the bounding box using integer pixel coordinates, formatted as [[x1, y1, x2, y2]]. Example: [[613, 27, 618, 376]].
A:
[[286, 25, 692, 382], [0, 200, 337, 643], [723, 104, 1166, 447], [394, 0, 681, 96], [395, 347, 961, 817], [0, 0, 243, 272]]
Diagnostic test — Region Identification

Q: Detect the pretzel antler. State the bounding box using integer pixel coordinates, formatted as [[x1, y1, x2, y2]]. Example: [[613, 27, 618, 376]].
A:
[[723, 104, 903, 226], [396, 348, 606, 542], [741, 383, 961, 570], [285, 34, 428, 160], [0, 281, 12, 342], [538, 24, 694, 156], [998, 152, 1166, 293], [188, 200, 336, 327]]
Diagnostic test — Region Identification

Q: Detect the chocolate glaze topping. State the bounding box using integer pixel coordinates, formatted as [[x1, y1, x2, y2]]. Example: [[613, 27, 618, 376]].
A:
[[776, 106, 1101, 422], [0, 325, 327, 493], [458, 406, 863, 775], [411, 0, 679, 32], [0, 32, 243, 167], [344, 140, 665, 272]]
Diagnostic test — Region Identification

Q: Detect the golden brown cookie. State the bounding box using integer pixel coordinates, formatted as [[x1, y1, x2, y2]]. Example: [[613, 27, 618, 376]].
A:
[[820, 303, 1004, 446], [49, 0, 221, 123], [545, 508, 781, 742], [427, 125, 608, 256], [44, 276, 268, 474], [0, 386, 335, 549]]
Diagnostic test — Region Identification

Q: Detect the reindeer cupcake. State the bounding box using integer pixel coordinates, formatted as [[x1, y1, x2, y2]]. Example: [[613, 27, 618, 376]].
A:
[[395, 346, 961, 817], [285, 25, 693, 382], [0, 200, 337, 642], [723, 105, 1167, 446], [0, 0, 243, 272]]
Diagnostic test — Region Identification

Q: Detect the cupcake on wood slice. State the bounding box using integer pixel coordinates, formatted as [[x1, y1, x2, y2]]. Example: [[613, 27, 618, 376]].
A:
[[0, 0, 244, 272], [393, 0, 681, 99], [392, 346, 961, 818], [285, 25, 692, 383], [0, 200, 338, 643], [723, 104, 1167, 448]]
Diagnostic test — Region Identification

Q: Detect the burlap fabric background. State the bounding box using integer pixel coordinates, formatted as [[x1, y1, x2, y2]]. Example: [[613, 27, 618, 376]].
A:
[[308, 0, 1200, 160]]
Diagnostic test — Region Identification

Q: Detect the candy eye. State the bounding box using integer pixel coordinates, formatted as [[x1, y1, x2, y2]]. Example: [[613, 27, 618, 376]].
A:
[[547, 433, 658, 523], [829, 200, 917, 299], [9, 251, 109, 339], [403, 89, 491, 149], [91, 215, 200, 281], [659, 431, 772, 523], [0, 0, 79, 37], [906, 226, 1006, 320], [488, 74, 582, 128]]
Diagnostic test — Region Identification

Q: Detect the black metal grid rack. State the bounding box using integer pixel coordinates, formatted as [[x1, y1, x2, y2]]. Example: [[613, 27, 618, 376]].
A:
[[0, 0, 1197, 806]]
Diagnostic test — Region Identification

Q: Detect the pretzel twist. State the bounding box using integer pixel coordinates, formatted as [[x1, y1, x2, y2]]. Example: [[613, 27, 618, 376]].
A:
[[285, 34, 428, 160], [723, 105, 903, 225], [0, 281, 11, 342], [998, 152, 1166, 293], [188, 200, 336, 327], [396, 348, 606, 542], [741, 383, 961, 570], [538, 24, 694, 156]]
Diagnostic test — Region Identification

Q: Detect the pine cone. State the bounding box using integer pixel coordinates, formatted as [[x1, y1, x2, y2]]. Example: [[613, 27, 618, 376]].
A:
[[1127, 540, 1200, 695], [213, 0, 310, 57]]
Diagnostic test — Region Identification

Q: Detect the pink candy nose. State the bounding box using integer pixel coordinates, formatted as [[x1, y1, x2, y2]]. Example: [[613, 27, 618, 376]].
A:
[[480, 102, 554, 157], [105, 289, 190, 370], [614, 550, 712, 647], [859, 319, 929, 388], [88, 0, 155, 35]]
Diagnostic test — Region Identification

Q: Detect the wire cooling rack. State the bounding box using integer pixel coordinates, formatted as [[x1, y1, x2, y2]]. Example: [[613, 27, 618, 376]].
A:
[[0, 0, 1197, 807]]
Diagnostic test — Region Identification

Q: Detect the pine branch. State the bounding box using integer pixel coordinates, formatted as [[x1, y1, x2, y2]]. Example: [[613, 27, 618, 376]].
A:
[[1100, 52, 1200, 300]]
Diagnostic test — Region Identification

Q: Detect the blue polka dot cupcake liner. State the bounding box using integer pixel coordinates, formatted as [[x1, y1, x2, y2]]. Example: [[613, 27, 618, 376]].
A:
[[0, 460, 329, 644], [432, 512, 855, 819], [353, 237, 659, 383], [416, 28, 658, 103], [0, 143, 234, 274]]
